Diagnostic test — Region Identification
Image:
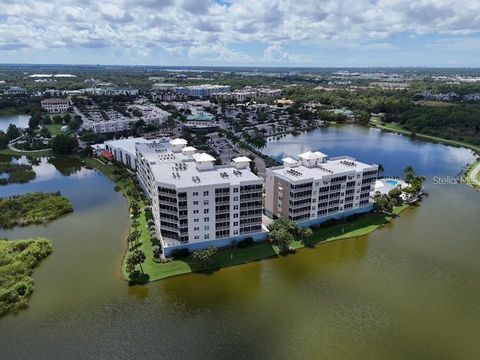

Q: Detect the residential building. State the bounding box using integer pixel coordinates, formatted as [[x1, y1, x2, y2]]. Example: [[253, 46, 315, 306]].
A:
[[5, 86, 27, 95], [41, 98, 70, 113], [135, 138, 266, 255], [151, 89, 186, 102], [265, 151, 378, 226], [463, 93, 480, 101], [104, 137, 153, 169], [127, 105, 171, 126], [174, 84, 230, 98]]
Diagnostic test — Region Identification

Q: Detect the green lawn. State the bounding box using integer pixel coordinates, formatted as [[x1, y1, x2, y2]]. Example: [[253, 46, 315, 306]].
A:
[[84, 156, 411, 282], [45, 124, 64, 136], [0, 148, 53, 157]]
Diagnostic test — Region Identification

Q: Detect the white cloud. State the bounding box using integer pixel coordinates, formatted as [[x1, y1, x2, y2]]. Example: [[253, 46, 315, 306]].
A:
[[0, 0, 479, 62]]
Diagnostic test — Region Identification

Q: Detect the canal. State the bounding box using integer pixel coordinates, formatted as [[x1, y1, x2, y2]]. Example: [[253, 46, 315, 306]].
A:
[[0, 125, 479, 360]]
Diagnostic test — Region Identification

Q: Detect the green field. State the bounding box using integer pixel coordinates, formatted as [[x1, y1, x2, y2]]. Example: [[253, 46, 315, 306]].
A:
[[0, 148, 52, 157], [45, 124, 64, 135]]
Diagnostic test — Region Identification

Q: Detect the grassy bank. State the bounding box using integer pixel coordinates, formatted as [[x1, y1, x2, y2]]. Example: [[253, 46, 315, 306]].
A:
[[464, 160, 480, 190], [84, 156, 411, 282], [370, 119, 480, 155], [0, 192, 73, 229], [0, 238, 52, 317], [0, 147, 53, 157]]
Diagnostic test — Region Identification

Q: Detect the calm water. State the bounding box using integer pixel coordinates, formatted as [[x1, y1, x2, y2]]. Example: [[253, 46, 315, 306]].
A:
[[1, 125, 479, 360], [0, 114, 30, 132]]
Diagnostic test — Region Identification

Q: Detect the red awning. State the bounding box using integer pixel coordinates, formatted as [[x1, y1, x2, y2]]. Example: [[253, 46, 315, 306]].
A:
[[101, 150, 114, 160]]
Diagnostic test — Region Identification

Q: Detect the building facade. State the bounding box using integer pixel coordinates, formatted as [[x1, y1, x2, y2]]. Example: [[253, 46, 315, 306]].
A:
[[265, 151, 378, 226], [41, 98, 70, 113], [135, 139, 265, 255]]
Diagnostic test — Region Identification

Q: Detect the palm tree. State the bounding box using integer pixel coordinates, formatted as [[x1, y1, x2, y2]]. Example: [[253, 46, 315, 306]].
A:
[[132, 249, 146, 274]]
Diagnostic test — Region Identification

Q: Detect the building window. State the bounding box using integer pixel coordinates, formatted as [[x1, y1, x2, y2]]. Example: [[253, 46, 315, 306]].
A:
[[203, 191, 209, 196], [233, 188, 239, 193], [204, 200, 209, 205], [204, 209, 209, 214], [193, 201, 199, 205], [233, 213, 239, 218], [233, 230, 239, 235], [233, 221, 238, 226], [233, 205, 238, 210], [204, 217, 209, 222], [233, 196, 238, 201], [193, 210, 199, 214], [194, 218, 199, 222], [204, 226, 209, 230], [194, 227, 199, 231], [204, 234, 210, 240], [194, 235, 199, 240]]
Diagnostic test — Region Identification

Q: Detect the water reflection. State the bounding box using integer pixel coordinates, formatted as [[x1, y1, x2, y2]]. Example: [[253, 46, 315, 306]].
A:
[[159, 263, 263, 315]]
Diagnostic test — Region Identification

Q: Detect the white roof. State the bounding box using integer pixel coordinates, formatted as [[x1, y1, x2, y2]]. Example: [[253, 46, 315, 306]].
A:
[[169, 138, 187, 145], [232, 156, 251, 163], [298, 151, 321, 160], [282, 157, 298, 164], [313, 151, 327, 158], [182, 146, 197, 152], [193, 153, 215, 162]]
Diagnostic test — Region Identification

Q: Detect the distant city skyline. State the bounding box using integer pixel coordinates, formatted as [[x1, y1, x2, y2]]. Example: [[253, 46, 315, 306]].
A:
[[1, 0, 479, 67]]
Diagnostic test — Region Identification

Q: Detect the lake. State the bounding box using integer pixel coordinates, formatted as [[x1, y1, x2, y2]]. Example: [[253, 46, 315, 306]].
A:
[[0, 125, 479, 360], [0, 114, 30, 132]]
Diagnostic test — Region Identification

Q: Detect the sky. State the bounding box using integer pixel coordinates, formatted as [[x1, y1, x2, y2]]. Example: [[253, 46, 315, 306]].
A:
[[0, 0, 479, 67]]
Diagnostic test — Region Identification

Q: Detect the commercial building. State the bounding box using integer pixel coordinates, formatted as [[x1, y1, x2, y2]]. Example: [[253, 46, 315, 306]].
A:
[[41, 98, 70, 113], [135, 138, 266, 255], [265, 151, 378, 226], [183, 113, 218, 132]]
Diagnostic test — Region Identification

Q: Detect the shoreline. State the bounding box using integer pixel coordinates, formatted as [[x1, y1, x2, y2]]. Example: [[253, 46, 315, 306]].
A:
[[369, 119, 480, 155]]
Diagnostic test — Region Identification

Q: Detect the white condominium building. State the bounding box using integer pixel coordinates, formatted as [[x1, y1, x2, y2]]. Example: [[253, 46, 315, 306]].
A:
[[135, 139, 265, 255], [265, 151, 378, 225]]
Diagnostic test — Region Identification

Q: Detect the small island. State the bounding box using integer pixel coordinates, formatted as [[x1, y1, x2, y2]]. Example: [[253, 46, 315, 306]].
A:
[[0, 192, 73, 228], [0, 237, 52, 317]]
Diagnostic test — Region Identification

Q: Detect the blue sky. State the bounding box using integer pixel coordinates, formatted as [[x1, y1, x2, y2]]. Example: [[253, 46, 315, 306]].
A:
[[0, 0, 479, 67]]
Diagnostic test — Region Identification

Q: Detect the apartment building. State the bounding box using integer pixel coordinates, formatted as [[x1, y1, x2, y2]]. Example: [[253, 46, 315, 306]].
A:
[[40, 98, 70, 113], [265, 151, 378, 226], [135, 139, 266, 255], [104, 137, 153, 170], [175, 84, 230, 98]]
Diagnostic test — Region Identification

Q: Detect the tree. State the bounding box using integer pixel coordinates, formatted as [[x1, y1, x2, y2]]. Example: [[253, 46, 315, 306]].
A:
[[29, 112, 41, 129], [52, 115, 63, 124], [0, 131, 8, 149], [193, 246, 217, 269], [63, 114, 71, 123], [128, 249, 146, 274], [270, 228, 295, 252], [6, 124, 20, 140], [388, 187, 403, 205], [50, 134, 78, 155], [373, 192, 395, 214], [404, 166, 415, 183]]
